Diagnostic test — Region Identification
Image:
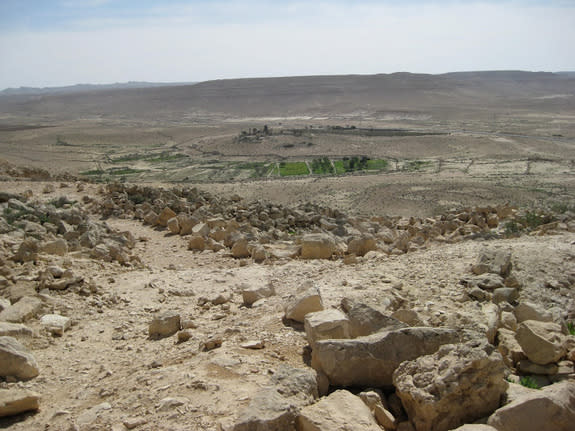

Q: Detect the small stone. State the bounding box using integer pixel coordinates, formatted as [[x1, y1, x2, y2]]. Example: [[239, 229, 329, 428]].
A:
[[241, 340, 265, 349], [40, 314, 71, 336], [149, 311, 180, 339]]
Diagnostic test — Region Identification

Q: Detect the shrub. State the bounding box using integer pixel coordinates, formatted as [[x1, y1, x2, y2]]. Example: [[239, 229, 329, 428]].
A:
[[519, 376, 540, 389]]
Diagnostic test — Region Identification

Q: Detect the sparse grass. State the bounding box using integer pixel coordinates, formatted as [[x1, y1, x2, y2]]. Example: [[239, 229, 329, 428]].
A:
[[519, 376, 540, 390], [568, 321, 575, 336], [550, 202, 575, 214], [279, 162, 309, 176], [111, 151, 186, 164], [366, 159, 389, 170], [504, 220, 522, 236], [403, 160, 431, 171]]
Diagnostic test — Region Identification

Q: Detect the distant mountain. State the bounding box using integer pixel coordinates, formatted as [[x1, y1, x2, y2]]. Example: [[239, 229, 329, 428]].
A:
[[556, 71, 575, 78], [0, 81, 196, 96], [0, 71, 573, 121]]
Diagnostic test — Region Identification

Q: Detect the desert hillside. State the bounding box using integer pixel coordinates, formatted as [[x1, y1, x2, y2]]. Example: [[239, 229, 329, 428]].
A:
[[0, 71, 574, 431]]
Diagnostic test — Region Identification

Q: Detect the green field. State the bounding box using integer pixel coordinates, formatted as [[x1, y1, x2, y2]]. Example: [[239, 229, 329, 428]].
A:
[[279, 162, 309, 176]]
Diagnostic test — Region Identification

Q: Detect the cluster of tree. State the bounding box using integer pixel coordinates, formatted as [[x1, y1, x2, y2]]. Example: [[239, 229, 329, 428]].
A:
[[311, 157, 333, 174], [342, 156, 369, 171]]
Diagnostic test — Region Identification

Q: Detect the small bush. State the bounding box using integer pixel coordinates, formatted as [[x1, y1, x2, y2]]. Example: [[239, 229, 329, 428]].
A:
[[568, 321, 575, 336], [519, 376, 540, 389], [504, 221, 522, 236]]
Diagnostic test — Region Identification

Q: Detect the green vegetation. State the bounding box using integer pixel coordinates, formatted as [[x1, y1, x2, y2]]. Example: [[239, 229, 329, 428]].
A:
[[519, 376, 540, 390], [310, 157, 334, 175], [80, 167, 147, 177], [550, 202, 575, 214], [111, 151, 186, 164], [403, 160, 431, 171], [279, 162, 309, 176], [366, 159, 389, 170], [504, 221, 522, 236], [568, 321, 575, 336]]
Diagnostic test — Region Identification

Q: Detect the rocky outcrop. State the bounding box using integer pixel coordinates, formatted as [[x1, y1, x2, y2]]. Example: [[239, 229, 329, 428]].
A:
[[393, 341, 508, 431], [311, 327, 460, 387]]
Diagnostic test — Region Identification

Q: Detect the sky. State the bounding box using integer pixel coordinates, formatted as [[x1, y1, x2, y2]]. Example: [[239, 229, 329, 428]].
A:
[[0, 0, 574, 89]]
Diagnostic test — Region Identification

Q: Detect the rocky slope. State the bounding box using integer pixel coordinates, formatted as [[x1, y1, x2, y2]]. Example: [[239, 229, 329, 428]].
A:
[[0, 177, 574, 431]]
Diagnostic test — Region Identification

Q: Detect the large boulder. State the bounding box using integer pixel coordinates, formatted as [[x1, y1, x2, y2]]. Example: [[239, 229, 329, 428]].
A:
[[284, 285, 323, 323], [231, 238, 251, 259], [233, 389, 297, 431], [515, 320, 566, 365], [487, 381, 575, 431], [0, 388, 40, 417], [297, 389, 381, 431], [393, 341, 508, 431], [311, 327, 460, 387], [304, 309, 351, 348], [300, 233, 335, 260], [341, 297, 406, 338], [0, 336, 39, 380]]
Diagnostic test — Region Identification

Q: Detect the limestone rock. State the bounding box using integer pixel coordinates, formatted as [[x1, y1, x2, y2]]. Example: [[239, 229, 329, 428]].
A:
[[40, 314, 71, 336], [482, 303, 501, 345], [178, 214, 198, 235], [41, 238, 68, 256], [311, 327, 460, 387], [0, 322, 33, 337], [300, 233, 335, 260], [148, 311, 181, 339], [492, 287, 518, 305], [487, 381, 575, 431], [157, 207, 177, 227], [242, 283, 275, 307], [514, 302, 553, 323], [188, 235, 205, 251], [0, 388, 40, 417], [12, 239, 39, 263], [516, 320, 566, 365], [341, 297, 407, 337], [347, 235, 377, 257], [304, 309, 351, 348], [251, 245, 268, 263], [0, 336, 39, 380], [496, 328, 525, 368], [393, 341, 508, 431], [297, 389, 381, 431], [450, 426, 498, 431], [167, 216, 180, 234], [284, 285, 323, 323], [472, 249, 512, 277], [517, 359, 558, 375], [271, 364, 319, 405], [233, 389, 297, 431], [0, 296, 43, 323], [392, 309, 425, 326], [192, 222, 210, 237], [231, 238, 250, 258]]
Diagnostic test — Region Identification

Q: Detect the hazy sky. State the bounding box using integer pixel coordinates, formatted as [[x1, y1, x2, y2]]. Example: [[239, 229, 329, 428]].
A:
[[0, 0, 574, 89]]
